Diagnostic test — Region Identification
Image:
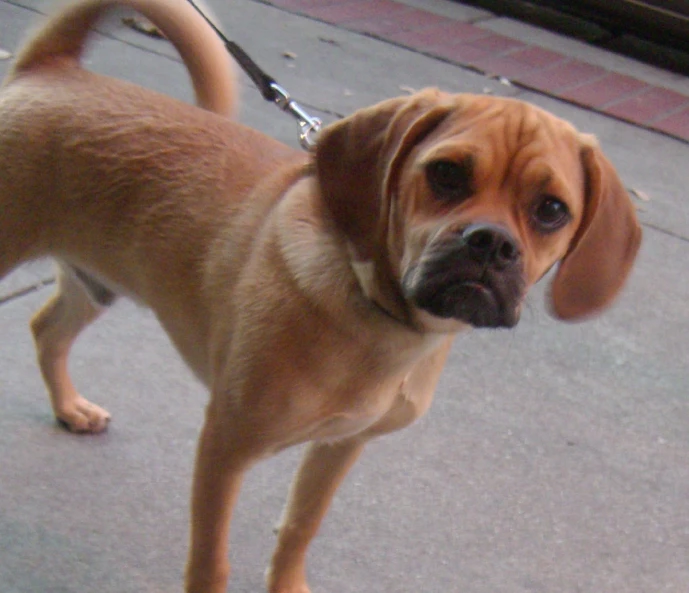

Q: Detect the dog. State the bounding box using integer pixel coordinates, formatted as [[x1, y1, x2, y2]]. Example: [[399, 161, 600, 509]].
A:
[[0, 0, 641, 591]]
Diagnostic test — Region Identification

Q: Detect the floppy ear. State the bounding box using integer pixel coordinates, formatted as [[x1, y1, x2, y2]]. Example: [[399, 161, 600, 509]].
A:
[[315, 89, 452, 260], [549, 138, 642, 320]]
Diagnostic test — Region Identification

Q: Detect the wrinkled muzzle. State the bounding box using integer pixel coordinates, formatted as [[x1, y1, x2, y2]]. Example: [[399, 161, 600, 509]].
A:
[[402, 223, 526, 328]]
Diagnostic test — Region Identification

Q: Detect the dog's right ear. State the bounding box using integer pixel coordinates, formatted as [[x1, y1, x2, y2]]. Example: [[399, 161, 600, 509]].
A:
[[315, 89, 452, 260], [549, 137, 642, 320]]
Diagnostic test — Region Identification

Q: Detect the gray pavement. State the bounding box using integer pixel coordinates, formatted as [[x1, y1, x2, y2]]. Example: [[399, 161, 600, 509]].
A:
[[1, 1, 688, 592]]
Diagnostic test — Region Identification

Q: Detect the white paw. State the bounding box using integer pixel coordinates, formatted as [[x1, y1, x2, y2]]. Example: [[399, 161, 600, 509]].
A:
[[56, 395, 111, 433]]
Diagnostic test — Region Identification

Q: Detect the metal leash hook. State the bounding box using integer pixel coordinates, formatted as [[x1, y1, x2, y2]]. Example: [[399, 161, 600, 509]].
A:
[[270, 83, 322, 150], [184, 0, 322, 151]]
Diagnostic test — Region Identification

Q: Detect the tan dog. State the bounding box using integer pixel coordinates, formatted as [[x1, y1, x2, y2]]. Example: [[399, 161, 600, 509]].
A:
[[0, 0, 641, 591]]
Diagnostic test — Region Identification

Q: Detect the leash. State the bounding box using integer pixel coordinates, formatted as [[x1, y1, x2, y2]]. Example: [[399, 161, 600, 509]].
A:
[[185, 0, 322, 150]]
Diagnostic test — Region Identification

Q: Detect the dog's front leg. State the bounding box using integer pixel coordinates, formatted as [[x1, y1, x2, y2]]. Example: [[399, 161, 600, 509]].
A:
[[185, 406, 257, 593], [267, 439, 366, 593]]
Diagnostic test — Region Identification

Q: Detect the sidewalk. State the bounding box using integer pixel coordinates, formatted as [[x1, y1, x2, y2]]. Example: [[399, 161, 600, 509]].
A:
[[0, 1, 687, 592], [264, 0, 689, 142]]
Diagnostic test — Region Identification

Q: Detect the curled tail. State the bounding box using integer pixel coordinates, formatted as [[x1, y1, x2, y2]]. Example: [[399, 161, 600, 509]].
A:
[[7, 0, 237, 116]]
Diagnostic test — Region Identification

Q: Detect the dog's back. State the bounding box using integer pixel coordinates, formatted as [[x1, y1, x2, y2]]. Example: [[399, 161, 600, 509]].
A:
[[0, 0, 305, 379], [0, 0, 301, 285]]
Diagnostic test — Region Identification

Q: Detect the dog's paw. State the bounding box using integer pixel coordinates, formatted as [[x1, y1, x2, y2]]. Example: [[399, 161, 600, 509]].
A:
[[56, 395, 111, 433]]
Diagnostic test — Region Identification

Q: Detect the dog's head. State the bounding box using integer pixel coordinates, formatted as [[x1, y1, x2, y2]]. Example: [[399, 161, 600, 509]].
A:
[[315, 90, 641, 332]]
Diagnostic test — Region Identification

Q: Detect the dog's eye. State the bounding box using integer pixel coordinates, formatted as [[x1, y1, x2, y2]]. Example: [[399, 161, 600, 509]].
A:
[[532, 195, 570, 232], [426, 159, 473, 202]]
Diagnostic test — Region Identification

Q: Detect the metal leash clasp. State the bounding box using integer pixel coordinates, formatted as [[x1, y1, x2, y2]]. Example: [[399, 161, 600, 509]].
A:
[[184, 0, 320, 151], [270, 83, 322, 150]]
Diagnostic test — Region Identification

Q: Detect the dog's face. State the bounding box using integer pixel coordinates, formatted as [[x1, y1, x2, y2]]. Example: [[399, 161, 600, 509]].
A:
[[316, 90, 641, 332]]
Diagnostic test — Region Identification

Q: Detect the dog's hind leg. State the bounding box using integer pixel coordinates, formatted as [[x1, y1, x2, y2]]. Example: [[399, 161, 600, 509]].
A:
[[30, 264, 115, 433]]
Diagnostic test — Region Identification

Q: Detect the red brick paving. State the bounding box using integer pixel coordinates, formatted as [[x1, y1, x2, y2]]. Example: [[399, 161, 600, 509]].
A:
[[469, 55, 541, 79], [517, 60, 608, 92], [467, 46, 568, 81], [463, 32, 527, 54], [606, 87, 689, 124], [653, 108, 689, 138], [263, 0, 689, 142], [346, 8, 448, 35], [265, 0, 345, 10], [383, 21, 489, 50], [304, 0, 408, 24], [507, 46, 568, 69], [561, 73, 650, 108], [429, 42, 492, 65]]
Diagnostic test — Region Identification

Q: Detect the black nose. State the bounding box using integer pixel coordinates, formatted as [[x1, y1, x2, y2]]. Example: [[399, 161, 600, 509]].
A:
[[462, 223, 520, 267]]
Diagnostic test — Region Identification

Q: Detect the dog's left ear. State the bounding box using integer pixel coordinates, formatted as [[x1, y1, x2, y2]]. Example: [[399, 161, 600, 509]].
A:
[[315, 89, 452, 260], [549, 137, 642, 320]]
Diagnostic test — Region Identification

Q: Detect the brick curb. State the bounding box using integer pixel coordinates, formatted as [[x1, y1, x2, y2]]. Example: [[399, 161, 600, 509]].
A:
[[264, 0, 689, 143]]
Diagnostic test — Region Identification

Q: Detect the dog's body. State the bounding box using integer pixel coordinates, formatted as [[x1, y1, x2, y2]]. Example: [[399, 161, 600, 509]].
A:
[[0, 1, 641, 591]]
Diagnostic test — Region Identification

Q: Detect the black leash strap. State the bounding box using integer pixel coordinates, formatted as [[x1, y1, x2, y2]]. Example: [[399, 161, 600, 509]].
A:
[[186, 0, 322, 149]]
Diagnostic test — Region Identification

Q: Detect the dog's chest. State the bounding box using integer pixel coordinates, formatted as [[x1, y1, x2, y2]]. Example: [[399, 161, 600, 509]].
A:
[[308, 371, 429, 443], [309, 412, 385, 443]]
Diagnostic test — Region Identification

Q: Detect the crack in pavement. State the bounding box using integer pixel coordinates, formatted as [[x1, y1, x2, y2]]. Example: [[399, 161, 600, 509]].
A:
[[641, 222, 689, 244], [0, 277, 55, 307]]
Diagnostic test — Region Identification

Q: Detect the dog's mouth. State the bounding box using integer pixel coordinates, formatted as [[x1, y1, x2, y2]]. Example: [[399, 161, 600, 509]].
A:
[[402, 257, 524, 329], [423, 280, 502, 325]]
